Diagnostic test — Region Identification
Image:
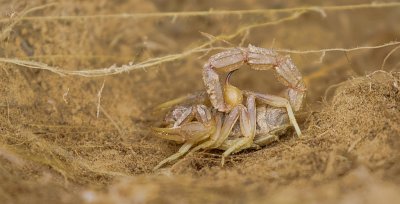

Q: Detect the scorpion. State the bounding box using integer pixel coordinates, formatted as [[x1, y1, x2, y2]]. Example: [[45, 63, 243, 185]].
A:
[[153, 44, 306, 170]]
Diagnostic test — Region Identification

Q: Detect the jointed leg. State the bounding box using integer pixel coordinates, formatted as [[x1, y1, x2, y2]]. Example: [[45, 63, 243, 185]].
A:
[[219, 138, 262, 151], [188, 112, 223, 154], [253, 134, 279, 146], [153, 121, 214, 170], [153, 105, 214, 142], [153, 105, 216, 170], [253, 124, 290, 146], [212, 106, 241, 148], [221, 95, 256, 166], [244, 90, 302, 136], [153, 142, 193, 170], [170, 106, 196, 128], [219, 125, 290, 151]]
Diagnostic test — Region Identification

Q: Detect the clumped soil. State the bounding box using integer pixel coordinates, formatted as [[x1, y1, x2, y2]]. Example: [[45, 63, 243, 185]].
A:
[[1, 1, 400, 204]]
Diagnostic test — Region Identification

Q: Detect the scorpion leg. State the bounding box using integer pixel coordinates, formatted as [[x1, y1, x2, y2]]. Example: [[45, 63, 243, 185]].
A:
[[153, 142, 194, 170], [153, 104, 213, 141], [170, 106, 196, 128], [188, 112, 223, 154], [154, 104, 208, 141], [180, 106, 240, 155], [212, 106, 241, 148], [153, 106, 216, 170], [219, 138, 261, 151], [220, 121, 289, 153], [221, 95, 256, 166], [244, 90, 302, 136], [153, 122, 215, 170], [253, 125, 290, 146]]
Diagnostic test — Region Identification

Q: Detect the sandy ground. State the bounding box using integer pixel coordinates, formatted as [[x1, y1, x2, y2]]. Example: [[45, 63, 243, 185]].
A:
[[0, 1, 400, 203]]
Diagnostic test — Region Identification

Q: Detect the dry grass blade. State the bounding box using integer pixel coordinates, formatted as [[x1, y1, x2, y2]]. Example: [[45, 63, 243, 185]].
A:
[[0, 10, 306, 77], [1, 41, 399, 78], [0, 2, 399, 22], [0, 3, 57, 41]]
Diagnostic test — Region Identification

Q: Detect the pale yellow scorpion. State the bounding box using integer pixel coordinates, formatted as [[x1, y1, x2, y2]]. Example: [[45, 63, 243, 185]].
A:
[[153, 45, 306, 170]]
